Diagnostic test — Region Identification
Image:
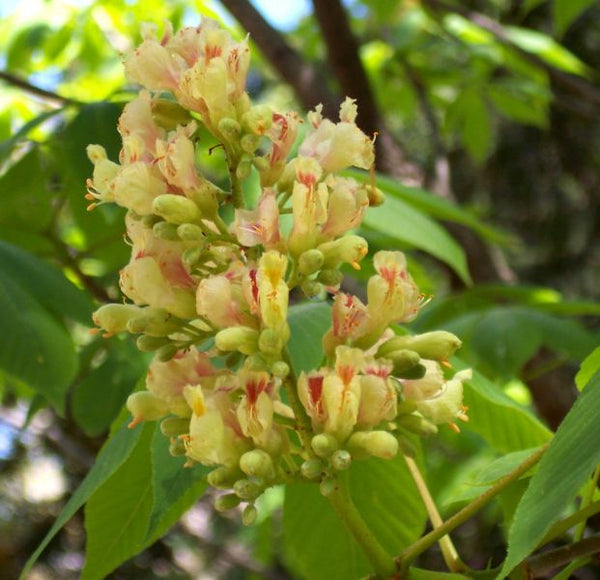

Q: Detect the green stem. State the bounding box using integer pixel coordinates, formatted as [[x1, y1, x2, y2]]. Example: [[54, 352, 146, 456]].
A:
[[540, 498, 600, 546], [403, 456, 467, 573], [574, 464, 600, 541], [282, 349, 314, 455], [328, 474, 396, 579], [397, 443, 548, 573]]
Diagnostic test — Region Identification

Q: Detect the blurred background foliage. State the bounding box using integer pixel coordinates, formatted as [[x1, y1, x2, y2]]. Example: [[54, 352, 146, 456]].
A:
[[1, 0, 599, 578]]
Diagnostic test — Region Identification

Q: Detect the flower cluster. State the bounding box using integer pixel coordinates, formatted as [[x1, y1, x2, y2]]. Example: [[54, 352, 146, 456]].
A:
[[89, 19, 470, 519]]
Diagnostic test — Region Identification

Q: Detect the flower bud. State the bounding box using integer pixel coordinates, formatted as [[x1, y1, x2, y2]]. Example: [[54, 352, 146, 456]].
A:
[[182, 246, 204, 269], [318, 235, 368, 270], [331, 449, 352, 471], [156, 343, 180, 361], [377, 331, 462, 362], [396, 399, 418, 415], [152, 220, 180, 241], [241, 133, 260, 153], [126, 308, 182, 336], [320, 477, 337, 497], [208, 466, 243, 490], [126, 391, 169, 425], [383, 349, 421, 376], [301, 280, 323, 298], [245, 353, 269, 371], [215, 326, 259, 355], [234, 478, 263, 501], [239, 449, 275, 479], [177, 223, 206, 241], [242, 105, 273, 134], [298, 249, 324, 275], [311, 433, 339, 458], [93, 303, 142, 334], [160, 417, 190, 437], [152, 194, 200, 224], [396, 414, 438, 436], [151, 98, 192, 130], [217, 117, 241, 140], [317, 269, 344, 287], [236, 154, 253, 180], [271, 361, 290, 378], [258, 328, 285, 356], [215, 493, 242, 512], [169, 437, 187, 456], [252, 156, 269, 172], [136, 335, 171, 352], [347, 431, 399, 460], [141, 214, 161, 228], [242, 503, 258, 526], [366, 184, 385, 206], [301, 458, 325, 480], [398, 364, 427, 380]]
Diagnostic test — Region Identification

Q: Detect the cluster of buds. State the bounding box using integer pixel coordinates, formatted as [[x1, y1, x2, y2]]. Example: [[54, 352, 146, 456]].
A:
[[89, 19, 470, 520]]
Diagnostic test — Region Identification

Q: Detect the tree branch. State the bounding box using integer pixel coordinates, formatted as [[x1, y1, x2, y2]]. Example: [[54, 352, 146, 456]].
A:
[[0, 71, 83, 106], [524, 535, 600, 577]]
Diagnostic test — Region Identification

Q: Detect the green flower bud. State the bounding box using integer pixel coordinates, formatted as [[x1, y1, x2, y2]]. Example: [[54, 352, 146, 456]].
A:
[[141, 214, 161, 228], [319, 477, 337, 497], [396, 414, 438, 437], [271, 361, 290, 378], [258, 328, 284, 356], [242, 503, 258, 526], [347, 431, 399, 460], [156, 343, 180, 362], [136, 335, 171, 352], [126, 308, 182, 336], [151, 98, 192, 130], [182, 247, 204, 270], [169, 437, 187, 456], [152, 221, 181, 241], [396, 399, 418, 415], [207, 466, 243, 490], [331, 449, 352, 471], [301, 458, 325, 480], [252, 156, 269, 172], [217, 117, 242, 140], [126, 391, 169, 425], [234, 478, 263, 501], [160, 417, 190, 437], [236, 154, 253, 180], [153, 194, 200, 224], [311, 433, 339, 459], [397, 364, 427, 380], [214, 493, 242, 512], [298, 249, 324, 275], [239, 449, 275, 479], [317, 269, 344, 287], [383, 349, 421, 376], [177, 223, 206, 241], [240, 133, 260, 153], [376, 331, 462, 362], [215, 326, 259, 355], [317, 235, 368, 269], [245, 353, 269, 371], [301, 280, 323, 298], [365, 184, 385, 207], [93, 303, 142, 334], [242, 105, 273, 134]]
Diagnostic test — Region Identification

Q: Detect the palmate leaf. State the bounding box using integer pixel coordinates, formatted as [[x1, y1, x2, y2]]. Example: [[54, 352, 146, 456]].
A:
[[500, 369, 600, 577]]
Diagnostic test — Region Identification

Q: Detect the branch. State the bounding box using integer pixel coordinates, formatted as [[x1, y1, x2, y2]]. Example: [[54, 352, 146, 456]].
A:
[[219, 0, 338, 117], [0, 70, 83, 106], [524, 535, 600, 577]]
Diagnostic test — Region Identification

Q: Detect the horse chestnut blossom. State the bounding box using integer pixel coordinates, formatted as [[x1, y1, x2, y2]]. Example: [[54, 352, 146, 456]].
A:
[[88, 18, 470, 519]]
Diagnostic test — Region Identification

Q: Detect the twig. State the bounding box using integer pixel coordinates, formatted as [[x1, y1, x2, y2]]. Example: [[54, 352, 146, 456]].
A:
[[524, 535, 600, 577], [0, 70, 84, 106]]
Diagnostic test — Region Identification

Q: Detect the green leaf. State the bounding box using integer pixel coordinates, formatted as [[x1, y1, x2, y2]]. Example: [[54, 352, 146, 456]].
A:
[[554, 0, 596, 37], [0, 240, 93, 323], [459, 365, 552, 453], [362, 195, 471, 284], [83, 422, 156, 580], [72, 339, 146, 436], [21, 423, 144, 578], [347, 170, 513, 246], [575, 346, 600, 392], [500, 370, 600, 577], [505, 26, 590, 76], [287, 301, 332, 373], [487, 81, 549, 127], [0, 269, 78, 413], [283, 454, 426, 580], [145, 427, 208, 542]]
